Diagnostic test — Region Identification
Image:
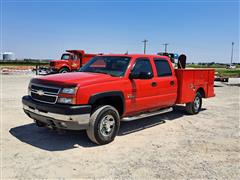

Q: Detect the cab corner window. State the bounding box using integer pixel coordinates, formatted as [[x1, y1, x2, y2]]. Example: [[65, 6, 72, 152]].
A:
[[154, 59, 172, 77]]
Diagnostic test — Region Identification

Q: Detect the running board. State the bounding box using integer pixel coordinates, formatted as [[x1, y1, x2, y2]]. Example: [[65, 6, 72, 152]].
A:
[[121, 107, 173, 122]]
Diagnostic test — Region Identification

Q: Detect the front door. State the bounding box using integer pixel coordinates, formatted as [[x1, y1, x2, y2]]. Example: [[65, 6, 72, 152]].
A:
[[70, 54, 80, 70], [128, 58, 158, 114]]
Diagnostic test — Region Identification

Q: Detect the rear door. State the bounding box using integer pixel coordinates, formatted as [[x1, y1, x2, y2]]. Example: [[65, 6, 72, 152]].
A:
[[153, 58, 177, 107]]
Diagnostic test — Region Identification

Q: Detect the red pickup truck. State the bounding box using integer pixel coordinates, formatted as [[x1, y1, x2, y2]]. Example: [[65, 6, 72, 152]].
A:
[[22, 54, 215, 145], [49, 50, 96, 73]]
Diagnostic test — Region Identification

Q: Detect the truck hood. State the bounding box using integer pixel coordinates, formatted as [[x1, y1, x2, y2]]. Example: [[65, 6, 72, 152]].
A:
[[31, 72, 121, 87]]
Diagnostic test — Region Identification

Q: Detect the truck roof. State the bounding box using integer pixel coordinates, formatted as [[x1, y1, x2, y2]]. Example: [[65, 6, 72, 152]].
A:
[[98, 54, 169, 59], [66, 50, 85, 54], [65, 50, 97, 57]]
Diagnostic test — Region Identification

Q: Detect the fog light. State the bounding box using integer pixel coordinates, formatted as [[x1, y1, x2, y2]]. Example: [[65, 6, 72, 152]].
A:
[[59, 122, 67, 128], [57, 97, 73, 104]]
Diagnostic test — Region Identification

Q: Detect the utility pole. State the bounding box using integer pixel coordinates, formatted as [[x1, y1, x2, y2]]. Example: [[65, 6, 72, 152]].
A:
[[230, 42, 234, 65], [142, 39, 148, 54], [162, 43, 169, 53]]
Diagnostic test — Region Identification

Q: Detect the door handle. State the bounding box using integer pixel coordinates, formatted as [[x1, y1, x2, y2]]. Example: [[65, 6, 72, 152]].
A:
[[170, 80, 175, 86], [151, 82, 157, 87]]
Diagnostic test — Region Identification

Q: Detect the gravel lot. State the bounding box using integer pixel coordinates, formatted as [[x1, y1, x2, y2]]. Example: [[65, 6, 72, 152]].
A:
[[1, 74, 239, 179]]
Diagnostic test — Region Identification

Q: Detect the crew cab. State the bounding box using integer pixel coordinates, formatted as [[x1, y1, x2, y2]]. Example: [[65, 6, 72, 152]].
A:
[[50, 50, 96, 73], [22, 54, 215, 145]]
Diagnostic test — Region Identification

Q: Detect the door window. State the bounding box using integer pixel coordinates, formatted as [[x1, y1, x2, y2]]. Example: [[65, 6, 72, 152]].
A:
[[73, 55, 78, 60], [132, 58, 153, 76], [154, 59, 172, 77]]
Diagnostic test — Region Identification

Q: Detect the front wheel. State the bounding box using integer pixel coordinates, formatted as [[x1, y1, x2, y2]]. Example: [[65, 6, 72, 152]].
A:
[[59, 67, 69, 73], [186, 92, 202, 115], [86, 105, 120, 145]]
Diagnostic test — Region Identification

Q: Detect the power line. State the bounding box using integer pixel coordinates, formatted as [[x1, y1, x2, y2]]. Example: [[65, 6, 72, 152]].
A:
[[142, 39, 148, 54], [162, 43, 169, 53]]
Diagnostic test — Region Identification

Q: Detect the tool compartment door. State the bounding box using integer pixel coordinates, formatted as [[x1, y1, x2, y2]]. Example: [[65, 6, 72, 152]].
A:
[[175, 69, 215, 104], [207, 70, 215, 97], [175, 69, 195, 104]]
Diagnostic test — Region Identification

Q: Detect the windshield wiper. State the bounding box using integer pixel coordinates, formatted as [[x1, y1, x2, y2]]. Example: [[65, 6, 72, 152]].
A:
[[93, 70, 119, 77], [93, 70, 109, 75], [80, 70, 118, 77]]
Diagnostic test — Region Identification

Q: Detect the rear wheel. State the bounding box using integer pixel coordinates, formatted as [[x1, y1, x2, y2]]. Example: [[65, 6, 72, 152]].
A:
[[59, 67, 69, 73], [86, 105, 120, 145], [186, 92, 202, 115]]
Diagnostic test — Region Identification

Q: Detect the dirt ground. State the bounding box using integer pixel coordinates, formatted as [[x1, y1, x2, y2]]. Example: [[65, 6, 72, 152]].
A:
[[1, 74, 239, 179]]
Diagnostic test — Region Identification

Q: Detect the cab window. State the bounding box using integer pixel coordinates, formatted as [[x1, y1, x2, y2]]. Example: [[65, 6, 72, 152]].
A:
[[73, 55, 78, 60], [61, 54, 71, 60], [154, 58, 172, 77], [132, 58, 153, 76]]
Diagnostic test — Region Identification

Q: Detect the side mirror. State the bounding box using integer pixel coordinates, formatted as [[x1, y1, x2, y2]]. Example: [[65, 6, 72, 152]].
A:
[[129, 71, 153, 80], [129, 72, 138, 79]]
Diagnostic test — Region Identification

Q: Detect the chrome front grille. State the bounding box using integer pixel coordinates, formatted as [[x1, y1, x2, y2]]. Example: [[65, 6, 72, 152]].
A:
[[30, 83, 60, 104]]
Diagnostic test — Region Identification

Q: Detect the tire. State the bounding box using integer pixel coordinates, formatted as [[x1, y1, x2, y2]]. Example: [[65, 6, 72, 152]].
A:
[[59, 67, 69, 73], [186, 92, 202, 115], [86, 105, 120, 145]]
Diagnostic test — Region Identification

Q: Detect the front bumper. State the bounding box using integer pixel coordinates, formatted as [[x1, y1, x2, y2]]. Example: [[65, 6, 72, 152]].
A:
[[49, 67, 59, 74], [22, 96, 91, 130]]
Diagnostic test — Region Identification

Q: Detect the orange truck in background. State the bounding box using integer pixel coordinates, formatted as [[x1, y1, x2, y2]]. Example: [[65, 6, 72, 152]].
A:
[[49, 50, 97, 73]]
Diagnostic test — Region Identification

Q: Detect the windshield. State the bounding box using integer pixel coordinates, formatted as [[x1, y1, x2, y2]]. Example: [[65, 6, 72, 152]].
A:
[[79, 56, 131, 77], [61, 54, 71, 60]]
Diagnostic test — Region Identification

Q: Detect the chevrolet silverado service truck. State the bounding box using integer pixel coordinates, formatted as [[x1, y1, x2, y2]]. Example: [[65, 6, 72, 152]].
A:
[[22, 54, 215, 145]]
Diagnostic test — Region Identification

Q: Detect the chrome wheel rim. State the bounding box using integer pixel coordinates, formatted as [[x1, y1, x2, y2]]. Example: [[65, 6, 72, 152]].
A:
[[194, 96, 200, 112], [99, 115, 115, 137]]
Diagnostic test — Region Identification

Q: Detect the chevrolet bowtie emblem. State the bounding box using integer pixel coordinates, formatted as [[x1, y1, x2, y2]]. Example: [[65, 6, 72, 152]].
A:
[[36, 90, 44, 96]]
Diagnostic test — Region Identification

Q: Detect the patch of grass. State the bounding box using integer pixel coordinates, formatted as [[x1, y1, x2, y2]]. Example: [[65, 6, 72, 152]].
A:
[[187, 64, 240, 77], [187, 64, 240, 69], [187, 64, 225, 68], [0, 61, 48, 66], [215, 68, 240, 78]]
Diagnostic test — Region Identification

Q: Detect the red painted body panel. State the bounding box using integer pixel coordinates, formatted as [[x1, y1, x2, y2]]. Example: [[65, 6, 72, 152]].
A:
[[175, 69, 215, 104], [35, 54, 215, 117]]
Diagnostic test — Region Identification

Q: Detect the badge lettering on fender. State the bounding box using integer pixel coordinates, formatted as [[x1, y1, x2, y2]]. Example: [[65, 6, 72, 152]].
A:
[[128, 94, 135, 99]]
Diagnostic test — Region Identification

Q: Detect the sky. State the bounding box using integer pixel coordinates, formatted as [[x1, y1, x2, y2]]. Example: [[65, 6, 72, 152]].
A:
[[1, 0, 239, 63]]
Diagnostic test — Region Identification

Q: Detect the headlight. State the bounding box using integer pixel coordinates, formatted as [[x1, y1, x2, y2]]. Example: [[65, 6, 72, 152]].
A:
[[28, 85, 31, 96], [57, 97, 75, 104], [28, 88, 31, 96], [61, 87, 76, 94]]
